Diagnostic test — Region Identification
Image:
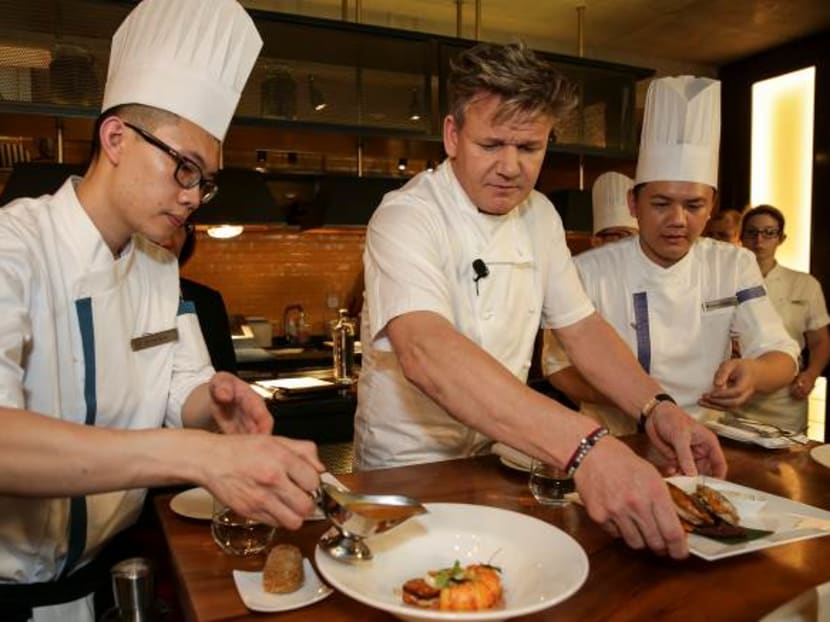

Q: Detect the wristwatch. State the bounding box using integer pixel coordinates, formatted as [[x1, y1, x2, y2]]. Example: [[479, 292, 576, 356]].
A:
[[637, 393, 677, 432]]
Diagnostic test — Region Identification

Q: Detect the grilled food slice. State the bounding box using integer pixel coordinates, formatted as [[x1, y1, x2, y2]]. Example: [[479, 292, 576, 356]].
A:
[[667, 482, 715, 526]]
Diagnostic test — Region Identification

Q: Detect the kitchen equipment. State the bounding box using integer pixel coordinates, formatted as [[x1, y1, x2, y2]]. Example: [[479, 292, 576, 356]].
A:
[[100, 558, 158, 621], [315, 483, 427, 561], [245, 317, 273, 348], [283, 304, 308, 345], [331, 308, 355, 384]]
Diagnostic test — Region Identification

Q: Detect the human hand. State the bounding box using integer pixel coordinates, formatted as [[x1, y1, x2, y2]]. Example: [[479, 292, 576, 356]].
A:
[[789, 372, 816, 400], [204, 434, 324, 530], [698, 359, 756, 410], [644, 402, 727, 478], [574, 436, 688, 559], [208, 372, 274, 435]]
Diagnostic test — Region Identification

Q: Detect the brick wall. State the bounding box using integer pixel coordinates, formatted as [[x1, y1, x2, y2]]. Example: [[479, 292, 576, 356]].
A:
[[181, 227, 365, 337], [182, 226, 592, 339]]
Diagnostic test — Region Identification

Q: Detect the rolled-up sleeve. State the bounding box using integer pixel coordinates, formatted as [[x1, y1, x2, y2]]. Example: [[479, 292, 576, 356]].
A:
[[0, 230, 32, 409], [165, 303, 215, 428], [364, 195, 454, 351]]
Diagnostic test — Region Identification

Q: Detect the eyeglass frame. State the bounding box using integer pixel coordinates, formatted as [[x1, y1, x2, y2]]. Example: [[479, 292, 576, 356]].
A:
[[122, 121, 218, 204], [741, 226, 782, 240]]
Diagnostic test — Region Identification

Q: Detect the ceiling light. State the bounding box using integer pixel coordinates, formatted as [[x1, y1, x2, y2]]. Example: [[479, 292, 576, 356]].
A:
[[206, 224, 244, 239], [408, 88, 421, 121], [308, 74, 327, 111]]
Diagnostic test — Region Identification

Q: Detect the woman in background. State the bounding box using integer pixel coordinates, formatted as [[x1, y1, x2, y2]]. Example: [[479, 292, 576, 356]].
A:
[[739, 204, 830, 432]]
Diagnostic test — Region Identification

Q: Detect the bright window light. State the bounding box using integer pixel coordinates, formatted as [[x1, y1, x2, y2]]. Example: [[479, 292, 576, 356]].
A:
[[751, 66, 815, 272]]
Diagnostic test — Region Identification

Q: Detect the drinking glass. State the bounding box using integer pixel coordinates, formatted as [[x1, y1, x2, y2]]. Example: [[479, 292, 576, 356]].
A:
[[211, 497, 275, 556], [528, 460, 575, 507]]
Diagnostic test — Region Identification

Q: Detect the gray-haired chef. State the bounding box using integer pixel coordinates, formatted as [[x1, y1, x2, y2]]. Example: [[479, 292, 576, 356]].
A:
[[545, 76, 799, 436], [0, 1, 322, 619]]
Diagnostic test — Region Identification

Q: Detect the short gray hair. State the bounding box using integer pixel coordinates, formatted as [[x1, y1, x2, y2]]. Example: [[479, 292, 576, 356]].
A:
[[448, 42, 577, 127]]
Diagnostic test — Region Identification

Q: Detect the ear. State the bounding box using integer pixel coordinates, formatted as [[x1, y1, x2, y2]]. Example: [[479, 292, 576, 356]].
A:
[[626, 188, 637, 218], [98, 116, 127, 165], [443, 114, 459, 158], [779, 233, 787, 244]]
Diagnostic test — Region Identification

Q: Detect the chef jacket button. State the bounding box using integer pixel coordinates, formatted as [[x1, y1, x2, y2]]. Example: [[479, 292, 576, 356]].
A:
[[484, 311, 494, 320]]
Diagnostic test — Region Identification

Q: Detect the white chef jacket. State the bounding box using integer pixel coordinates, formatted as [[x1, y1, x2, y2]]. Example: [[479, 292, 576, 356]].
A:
[[543, 236, 800, 434], [354, 160, 594, 470], [0, 179, 213, 608], [737, 263, 830, 432]]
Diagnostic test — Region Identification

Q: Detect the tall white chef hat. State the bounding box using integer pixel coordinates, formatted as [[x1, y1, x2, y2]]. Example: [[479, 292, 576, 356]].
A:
[[591, 171, 636, 235], [102, 0, 262, 141], [635, 76, 721, 189]]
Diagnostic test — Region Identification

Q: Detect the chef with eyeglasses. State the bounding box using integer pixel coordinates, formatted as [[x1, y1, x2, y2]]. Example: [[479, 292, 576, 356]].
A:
[[0, 1, 322, 620], [544, 76, 800, 437]]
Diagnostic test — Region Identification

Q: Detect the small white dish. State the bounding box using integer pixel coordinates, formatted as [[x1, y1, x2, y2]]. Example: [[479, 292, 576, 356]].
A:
[[233, 558, 334, 612], [170, 487, 213, 520], [498, 456, 530, 473], [170, 486, 326, 522], [810, 444, 830, 469], [759, 578, 830, 621]]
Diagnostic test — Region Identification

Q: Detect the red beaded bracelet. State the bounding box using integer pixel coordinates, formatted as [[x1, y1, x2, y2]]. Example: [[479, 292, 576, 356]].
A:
[[565, 426, 610, 476]]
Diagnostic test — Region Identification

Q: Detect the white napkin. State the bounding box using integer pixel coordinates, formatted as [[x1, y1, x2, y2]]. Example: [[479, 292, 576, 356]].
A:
[[491, 442, 533, 470], [233, 558, 333, 612]]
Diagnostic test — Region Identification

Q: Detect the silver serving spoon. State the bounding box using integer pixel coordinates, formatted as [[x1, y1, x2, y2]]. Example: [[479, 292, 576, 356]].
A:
[[315, 483, 427, 561]]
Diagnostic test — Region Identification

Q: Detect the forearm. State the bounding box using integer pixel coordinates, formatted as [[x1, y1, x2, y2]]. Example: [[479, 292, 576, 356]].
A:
[[751, 351, 799, 393], [559, 313, 661, 420], [547, 367, 612, 406], [388, 312, 596, 468], [0, 407, 212, 496]]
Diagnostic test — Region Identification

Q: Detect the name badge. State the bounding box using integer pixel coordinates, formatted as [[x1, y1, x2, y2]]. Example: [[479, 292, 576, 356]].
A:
[[702, 296, 738, 312], [130, 328, 179, 351]]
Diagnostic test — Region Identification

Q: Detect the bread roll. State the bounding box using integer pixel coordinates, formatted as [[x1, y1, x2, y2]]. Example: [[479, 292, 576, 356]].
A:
[[262, 544, 304, 594]]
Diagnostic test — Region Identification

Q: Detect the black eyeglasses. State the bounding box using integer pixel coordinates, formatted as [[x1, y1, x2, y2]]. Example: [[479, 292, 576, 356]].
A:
[[742, 226, 781, 240], [123, 122, 218, 204]]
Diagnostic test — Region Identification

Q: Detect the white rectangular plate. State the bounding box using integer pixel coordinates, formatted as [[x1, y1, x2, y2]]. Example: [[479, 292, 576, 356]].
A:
[[670, 476, 830, 561]]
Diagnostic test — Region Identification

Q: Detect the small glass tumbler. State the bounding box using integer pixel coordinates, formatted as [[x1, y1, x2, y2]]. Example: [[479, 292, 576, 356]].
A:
[[528, 460, 575, 507], [211, 498, 275, 556]]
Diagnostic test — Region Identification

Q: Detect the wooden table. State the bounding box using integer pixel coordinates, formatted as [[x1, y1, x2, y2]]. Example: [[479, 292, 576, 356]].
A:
[[155, 437, 830, 621]]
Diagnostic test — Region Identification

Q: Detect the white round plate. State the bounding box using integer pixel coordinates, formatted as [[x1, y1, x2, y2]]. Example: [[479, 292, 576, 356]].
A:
[[810, 444, 830, 469], [169, 487, 213, 520], [315, 502, 589, 622], [498, 456, 530, 473], [233, 558, 334, 612]]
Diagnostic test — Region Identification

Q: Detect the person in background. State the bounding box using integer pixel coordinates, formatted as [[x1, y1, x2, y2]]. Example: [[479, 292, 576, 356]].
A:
[[0, 2, 321, 620], [738, 204, 830, 432], [356, 42, 726, 561], [590, 171, 638, 247], [544, 76, 799, 438], [159, 222, 237, 374], [704, 207, 742, 245]]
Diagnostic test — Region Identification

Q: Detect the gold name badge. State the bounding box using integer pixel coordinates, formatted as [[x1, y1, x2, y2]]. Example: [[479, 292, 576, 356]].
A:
[[130, 328, 179, 351]]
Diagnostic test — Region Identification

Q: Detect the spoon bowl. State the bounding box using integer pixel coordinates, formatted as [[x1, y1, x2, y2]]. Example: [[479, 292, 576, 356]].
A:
[[316, 483, 427, 562]]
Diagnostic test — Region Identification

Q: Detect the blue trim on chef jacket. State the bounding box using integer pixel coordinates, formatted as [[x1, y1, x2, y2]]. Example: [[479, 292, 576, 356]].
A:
[[61, 297, 97, 578], [736, 285, 766, 303], [632, 292, 652, 373], [178, 299, 196, 315]]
